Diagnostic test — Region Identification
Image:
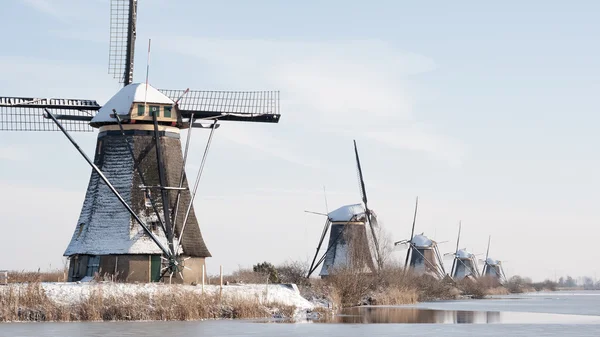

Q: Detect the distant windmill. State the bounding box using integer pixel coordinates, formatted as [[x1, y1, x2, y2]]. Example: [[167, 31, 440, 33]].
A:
[[444, 222, 480, 281], [0, 0, 280, 283], [305, 140, 382, 278], [394, 198, 446, 279], [481, 236, 507, 283]]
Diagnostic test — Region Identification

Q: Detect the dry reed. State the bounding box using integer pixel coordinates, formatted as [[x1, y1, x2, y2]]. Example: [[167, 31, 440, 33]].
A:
[[0, 282, 297, 322]]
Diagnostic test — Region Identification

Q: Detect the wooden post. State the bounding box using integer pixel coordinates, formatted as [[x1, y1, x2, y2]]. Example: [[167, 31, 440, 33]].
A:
[[219, 265, 223, 298], [201, 264, 205, 294]]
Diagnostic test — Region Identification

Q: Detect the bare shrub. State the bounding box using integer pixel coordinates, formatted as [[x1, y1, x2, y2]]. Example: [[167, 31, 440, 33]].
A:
[[414, 274, 457, 302], [457, 278, 487, 299], [531, 279, 558, 292], [325, 266, 374, 307], [276, 260, 310, 286]]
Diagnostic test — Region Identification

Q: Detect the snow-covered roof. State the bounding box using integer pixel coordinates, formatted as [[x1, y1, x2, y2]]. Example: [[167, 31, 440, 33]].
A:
[[91, 83, 174, 124], [411, 234, 433, 248], [327, 204, 365, 222], [486, 257, 501, 265], [456, 249, 473, 259]]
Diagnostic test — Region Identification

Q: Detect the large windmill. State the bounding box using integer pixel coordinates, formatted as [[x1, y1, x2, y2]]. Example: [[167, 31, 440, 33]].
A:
[[481, 236, 507, 284], [394, 198, 446, 279], [305, 140, 382, 278], [0, 0, 280, 283], [445, 222, 480, 281]]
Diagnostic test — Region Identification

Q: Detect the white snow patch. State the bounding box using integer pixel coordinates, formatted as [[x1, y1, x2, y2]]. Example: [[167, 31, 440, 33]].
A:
[[486, 257, 500, 265], [411, 234, 433, 248], [327, 204, 364, 222], [456, 249, 473, 259]]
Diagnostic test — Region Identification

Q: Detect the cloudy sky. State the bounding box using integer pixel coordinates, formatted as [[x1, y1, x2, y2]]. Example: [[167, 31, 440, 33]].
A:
[[1, 0, 599, 281]]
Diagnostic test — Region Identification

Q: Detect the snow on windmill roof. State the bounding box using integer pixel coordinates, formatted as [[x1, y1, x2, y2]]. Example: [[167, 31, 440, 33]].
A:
[[327, 204, 365, 222], [411, 234, 433, 248], [456, 249, 474, 259], [91, 83, 173, 124], [486, 257, 500, 265]]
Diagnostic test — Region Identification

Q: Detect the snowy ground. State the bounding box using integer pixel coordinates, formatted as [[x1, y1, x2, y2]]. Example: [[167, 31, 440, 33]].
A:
[[34, 282, 315, 311]]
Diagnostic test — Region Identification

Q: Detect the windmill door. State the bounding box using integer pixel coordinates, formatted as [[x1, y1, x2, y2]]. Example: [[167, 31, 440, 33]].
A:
[[150, 255, 161, 282]]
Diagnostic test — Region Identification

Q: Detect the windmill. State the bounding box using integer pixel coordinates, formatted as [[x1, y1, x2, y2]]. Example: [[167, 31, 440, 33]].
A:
[[0, 0, 280, 284], [394, 197, 446, 279], [481, 236, 507, 284], [305, 140, 381, 278], [445, 222, 480, 281]]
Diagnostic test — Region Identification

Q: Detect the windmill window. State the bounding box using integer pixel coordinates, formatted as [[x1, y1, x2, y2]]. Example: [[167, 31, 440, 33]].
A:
[[86, 256, 100, 277], [144, 190, 152, 208], [164, 106, 172, 118], [137, 104, 145, 116], [149, 105, 160, 117]]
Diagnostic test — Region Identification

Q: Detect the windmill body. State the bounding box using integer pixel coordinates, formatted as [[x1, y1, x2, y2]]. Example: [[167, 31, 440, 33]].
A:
[[451, 249, 479, 280], [318, 204, 377, 278], [0, 1, 281, 284], [482, 257, 506, 282], [65, 83, 209, 283], [406, 234, 446, 278]]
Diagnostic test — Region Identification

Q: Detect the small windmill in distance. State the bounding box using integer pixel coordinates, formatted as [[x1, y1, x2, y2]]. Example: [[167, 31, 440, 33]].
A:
[[444, 222, 480, 281], [394, 197, 446, 279], [481, 236, 507, 284], [305, 140, 383, 278]]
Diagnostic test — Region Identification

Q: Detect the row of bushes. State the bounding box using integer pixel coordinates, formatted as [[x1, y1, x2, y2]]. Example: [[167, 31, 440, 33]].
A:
[[219, 260, 556, 309]]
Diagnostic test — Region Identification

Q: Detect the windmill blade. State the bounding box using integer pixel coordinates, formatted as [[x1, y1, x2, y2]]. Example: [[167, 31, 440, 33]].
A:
[[451, 221, 461, 278], [454, 221, 461, 255], [485, 235, 491, 261], [352, 139, 381, 269], [394, 242, 410, 251], [159, 89, 280, 123], [109, 0, 137, 85], [0, 97, 100, 132], [353, 140, 368, 206], [410, 197, 419, 241]]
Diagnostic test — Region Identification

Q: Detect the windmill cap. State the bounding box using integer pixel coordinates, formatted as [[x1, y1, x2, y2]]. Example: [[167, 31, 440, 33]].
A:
[[411, 234, 433, 248], [456, 249, 473, 259], [486, 257, 500, 265], [327, 204, 365, 222], [91, 83, 174, 124]]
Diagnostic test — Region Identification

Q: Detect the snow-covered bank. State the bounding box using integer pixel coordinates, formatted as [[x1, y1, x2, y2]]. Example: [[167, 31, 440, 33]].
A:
[[0, 281, 320, 322], [39, 282, 314, 310]]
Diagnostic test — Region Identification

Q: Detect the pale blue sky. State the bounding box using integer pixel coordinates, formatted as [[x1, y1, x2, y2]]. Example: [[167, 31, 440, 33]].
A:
[[1, 0, 599, 281]]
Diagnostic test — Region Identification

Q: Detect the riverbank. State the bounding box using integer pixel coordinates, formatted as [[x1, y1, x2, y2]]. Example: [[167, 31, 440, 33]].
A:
[[0, 281, 316, 322]]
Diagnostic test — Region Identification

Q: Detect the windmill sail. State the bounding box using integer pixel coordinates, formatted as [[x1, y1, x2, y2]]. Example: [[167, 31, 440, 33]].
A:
[[159, 89, 281, 123], [109, 0, 137, 85], [0, 97, 99, 132], [353, 140, 381, 269]]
